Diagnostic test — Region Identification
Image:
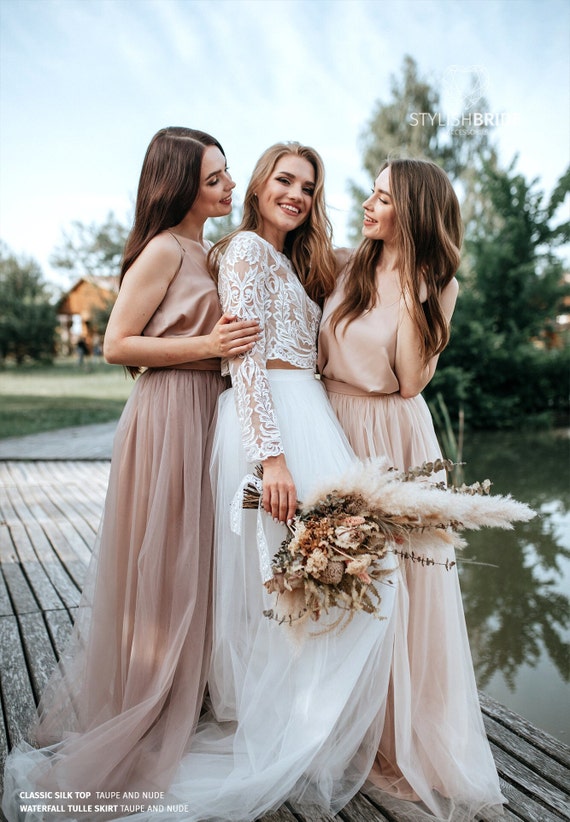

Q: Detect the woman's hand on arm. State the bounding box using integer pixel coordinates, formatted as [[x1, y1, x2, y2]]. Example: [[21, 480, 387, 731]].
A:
[[208, 313, 261, 359], [395, 278, 459, 398], [261, 454, 298, 524]]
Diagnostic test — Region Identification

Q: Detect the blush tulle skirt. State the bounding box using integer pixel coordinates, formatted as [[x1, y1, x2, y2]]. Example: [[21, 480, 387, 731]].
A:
[[323, 381, 505, 821], [2, 367, 227, 819]]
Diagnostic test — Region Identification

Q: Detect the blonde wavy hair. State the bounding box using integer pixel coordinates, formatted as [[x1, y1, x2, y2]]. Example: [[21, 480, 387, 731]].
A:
[[208, 142, 336, 304], [330, 158, 463, 364]]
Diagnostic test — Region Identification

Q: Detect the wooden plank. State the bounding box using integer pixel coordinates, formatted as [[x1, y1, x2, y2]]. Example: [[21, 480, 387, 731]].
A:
[[483, 713, 569, 796], [48, 461, 109, 522], [286, 801, 337, 821], [18, 612, 59, 702], [22, 475, 99, 548], [0, 538, 14, 616], [0, 485, 19, 533], [491, 741, 569, 820], [0, 572, 13, 617], [481, 692, 570, 770], [7, 521, 62, 612], [497, 776, 568, 822], [261, 806, 299, 821], [0, 700, 8, 802], [37, 519, 88, 590], [23, 521, 82, 610], [44, 608, 74, 659], [338, 792, 393, 822], [46, 517, 92, 568], [4, 477, 47, 526], [35, 460, 109, 507], [0, 615, 37, 747], [0, 526, 39, 616]]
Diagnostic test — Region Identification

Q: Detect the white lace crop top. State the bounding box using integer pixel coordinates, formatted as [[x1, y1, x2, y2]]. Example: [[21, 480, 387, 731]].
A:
[[219, 231, 321, 462]]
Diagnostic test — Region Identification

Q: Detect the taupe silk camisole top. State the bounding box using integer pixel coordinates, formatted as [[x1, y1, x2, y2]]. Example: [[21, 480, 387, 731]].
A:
[[142, 232, 222, 371], [318, 263, 400, 395]]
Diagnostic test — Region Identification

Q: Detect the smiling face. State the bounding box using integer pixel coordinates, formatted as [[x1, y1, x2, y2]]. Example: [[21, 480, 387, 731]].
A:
[[361, 166, 397, 245], [191, 145, 235, 221], [255, 154, 315, 250]]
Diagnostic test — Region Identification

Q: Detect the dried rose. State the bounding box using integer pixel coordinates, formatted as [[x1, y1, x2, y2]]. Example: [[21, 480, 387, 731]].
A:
[[346, 555, 373, 576], [305, 548, 329, 575]]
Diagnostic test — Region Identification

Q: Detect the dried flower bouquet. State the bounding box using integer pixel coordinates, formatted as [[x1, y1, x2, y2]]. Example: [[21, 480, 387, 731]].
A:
[[242, 457, 535, 629]]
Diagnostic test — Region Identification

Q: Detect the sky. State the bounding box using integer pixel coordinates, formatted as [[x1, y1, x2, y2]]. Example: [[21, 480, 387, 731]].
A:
[[1, 0, 569, 290]]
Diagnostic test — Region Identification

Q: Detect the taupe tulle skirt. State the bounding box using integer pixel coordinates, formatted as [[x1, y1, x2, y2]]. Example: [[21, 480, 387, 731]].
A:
[[323, 380, 505, 821], [2, 367, 227, 809]]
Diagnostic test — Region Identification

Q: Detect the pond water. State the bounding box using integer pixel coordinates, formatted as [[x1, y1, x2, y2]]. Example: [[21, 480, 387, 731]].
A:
[[456, 429, 569, 745]]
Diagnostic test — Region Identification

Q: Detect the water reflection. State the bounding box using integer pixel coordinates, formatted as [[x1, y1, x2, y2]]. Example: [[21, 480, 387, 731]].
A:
[[457, 430, 570, 741]]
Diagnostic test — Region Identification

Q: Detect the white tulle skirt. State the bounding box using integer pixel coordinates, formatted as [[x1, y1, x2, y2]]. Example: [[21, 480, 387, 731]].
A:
[[116, 369, 401, 821]]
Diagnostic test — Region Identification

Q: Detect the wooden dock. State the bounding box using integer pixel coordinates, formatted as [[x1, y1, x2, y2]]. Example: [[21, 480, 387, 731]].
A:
[[1, 460, 569, 821]]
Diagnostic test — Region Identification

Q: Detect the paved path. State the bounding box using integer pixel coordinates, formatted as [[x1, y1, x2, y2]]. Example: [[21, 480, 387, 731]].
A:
[[0, 422, 117, 460]]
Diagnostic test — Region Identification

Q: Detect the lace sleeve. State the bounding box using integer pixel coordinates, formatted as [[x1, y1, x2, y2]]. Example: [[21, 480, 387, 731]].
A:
[[219, 234, 284, 462]]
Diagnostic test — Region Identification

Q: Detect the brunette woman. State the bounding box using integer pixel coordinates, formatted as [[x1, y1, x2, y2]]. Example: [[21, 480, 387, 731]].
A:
[[318, 158, 504, 821], [2, 127, 259, 815]]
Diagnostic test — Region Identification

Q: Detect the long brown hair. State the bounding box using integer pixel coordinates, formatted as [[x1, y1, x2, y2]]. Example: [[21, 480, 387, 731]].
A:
[[120, 127, 225, 283], [330, 158, 463, 364], [120, 127, 225, 377], [208, 142, 336, 304]]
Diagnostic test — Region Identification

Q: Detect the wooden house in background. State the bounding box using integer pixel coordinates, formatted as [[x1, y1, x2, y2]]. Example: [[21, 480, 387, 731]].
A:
[[56, 276, 118, 355]]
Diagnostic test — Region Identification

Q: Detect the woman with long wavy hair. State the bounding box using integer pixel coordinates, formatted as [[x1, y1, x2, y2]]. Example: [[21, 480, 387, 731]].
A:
[[103, 142, 399, 820], [318, 158, 504, 821], [2, 127, 260, 816]]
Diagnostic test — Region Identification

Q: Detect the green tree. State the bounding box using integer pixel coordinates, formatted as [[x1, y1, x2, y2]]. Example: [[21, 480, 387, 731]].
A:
[[427, 160, 570, 429], [347, 55, 497, 241], [50, 211, 129, 279], [205, 209, 242, 244], [0, 243, 58, 364]]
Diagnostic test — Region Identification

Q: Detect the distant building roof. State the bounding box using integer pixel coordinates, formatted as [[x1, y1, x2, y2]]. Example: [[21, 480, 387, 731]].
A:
[[57, 277, 118, 316]]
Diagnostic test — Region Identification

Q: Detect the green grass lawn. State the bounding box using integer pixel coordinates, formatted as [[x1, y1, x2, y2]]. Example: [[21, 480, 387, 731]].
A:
[[0, 359, 135, 439]]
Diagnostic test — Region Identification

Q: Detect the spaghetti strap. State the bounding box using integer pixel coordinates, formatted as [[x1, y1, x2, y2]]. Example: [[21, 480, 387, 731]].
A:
[[167, 230, 186, 280]]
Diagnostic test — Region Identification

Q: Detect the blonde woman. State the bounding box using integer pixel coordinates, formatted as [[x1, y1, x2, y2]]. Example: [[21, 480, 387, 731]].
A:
[[112, 143, 398, 820]]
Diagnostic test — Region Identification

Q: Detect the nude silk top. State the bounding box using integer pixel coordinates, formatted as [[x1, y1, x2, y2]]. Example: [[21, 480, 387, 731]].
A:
[[318, 262, 400, 395], [142, 233, 221, 371]]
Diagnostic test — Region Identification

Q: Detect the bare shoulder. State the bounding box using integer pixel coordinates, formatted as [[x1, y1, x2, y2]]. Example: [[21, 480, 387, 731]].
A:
[[333, 246, 354, 273], [445, 276, 459, 296], [139, 231, 183, 268], [442, 276, 459, 318], [123, 232, 183, 287]]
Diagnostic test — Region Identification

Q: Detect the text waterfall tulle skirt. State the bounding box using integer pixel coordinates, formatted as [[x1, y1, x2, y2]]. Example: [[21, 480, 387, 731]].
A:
[[323, 380, 505, 822], [2, 367, 228, 821]]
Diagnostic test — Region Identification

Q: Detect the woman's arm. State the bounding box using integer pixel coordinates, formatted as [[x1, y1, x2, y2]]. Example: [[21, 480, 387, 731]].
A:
[[395, 277, 459, 398], [104, 233, 260, 368], [220, 234, 297, 523]]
